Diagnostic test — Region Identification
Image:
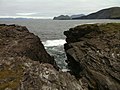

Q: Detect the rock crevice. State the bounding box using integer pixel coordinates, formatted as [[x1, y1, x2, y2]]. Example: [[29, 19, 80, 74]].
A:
[[64, 23, 120, 90], [0, 24, 83, 90]]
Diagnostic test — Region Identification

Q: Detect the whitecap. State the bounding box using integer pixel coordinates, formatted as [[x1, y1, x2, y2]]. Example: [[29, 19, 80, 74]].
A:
[[42, 39, 66, 47], [61, 69, 70, 72]]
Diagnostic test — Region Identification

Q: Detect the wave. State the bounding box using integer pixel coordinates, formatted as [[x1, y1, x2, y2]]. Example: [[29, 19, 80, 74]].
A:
[[42, 39, 66, 47], [61, 69, 70, 72]]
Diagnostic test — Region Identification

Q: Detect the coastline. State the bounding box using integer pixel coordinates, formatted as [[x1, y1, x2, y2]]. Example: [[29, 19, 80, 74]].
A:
[[0, 23, 120, 89]]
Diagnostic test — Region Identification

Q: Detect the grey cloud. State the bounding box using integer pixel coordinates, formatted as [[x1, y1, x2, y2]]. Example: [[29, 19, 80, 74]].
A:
[[0, 0, 120, 17]]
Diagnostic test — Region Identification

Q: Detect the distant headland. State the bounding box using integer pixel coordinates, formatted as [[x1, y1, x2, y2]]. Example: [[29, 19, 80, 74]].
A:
[[53, 7, 120, 20], [53, 14, 85, 20]]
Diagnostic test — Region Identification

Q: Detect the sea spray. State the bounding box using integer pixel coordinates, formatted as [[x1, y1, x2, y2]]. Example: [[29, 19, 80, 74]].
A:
[[42, 39, 68, 69], [42, 39, 66, 47]]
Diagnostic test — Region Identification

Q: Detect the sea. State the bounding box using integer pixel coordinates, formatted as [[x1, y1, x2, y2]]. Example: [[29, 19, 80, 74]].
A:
[[0, 19, 120, 69]]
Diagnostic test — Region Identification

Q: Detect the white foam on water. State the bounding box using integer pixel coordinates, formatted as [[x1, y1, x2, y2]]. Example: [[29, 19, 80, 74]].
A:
[[42, 39, 66, 47], [61, 69, 70, 72]]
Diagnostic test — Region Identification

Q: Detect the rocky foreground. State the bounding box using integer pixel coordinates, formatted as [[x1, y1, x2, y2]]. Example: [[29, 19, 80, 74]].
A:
[[0, 24, 83, 90], [0, 23, 120, 90], [64, 23, 120, 90]]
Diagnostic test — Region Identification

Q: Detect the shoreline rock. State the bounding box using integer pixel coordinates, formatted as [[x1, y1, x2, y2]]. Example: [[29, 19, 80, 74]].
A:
[[0, 24, 58, 68], [64, 23, 120, 90], [1, 23, 120, 90], [0, 24, 83, 90]]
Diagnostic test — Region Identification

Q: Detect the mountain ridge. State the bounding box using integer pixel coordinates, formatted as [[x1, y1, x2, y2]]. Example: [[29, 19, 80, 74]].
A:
[[74, 7, 120, 19], [53, 7, 120, 20]]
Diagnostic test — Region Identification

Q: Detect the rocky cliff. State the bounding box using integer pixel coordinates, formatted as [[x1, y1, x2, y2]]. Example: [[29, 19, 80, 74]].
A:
[[0, 24, 56, 66], [64, 23, 120, 90], [0, 24, 83, 90]]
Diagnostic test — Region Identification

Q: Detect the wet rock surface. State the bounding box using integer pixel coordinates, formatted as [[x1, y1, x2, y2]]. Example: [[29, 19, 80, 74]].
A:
[[0, 24, 83, 90], [64, 23, 120, 90]]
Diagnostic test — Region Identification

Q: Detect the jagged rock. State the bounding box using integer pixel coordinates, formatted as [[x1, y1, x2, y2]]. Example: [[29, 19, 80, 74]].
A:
[[64, 23, 120, 90], [0, 24, 84, 90], [0, 24, 55, 65]]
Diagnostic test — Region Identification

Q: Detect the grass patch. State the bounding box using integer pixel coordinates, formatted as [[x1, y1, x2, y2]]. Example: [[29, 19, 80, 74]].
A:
[[0, 64, 23, 90], [99, 23, 120, 32]]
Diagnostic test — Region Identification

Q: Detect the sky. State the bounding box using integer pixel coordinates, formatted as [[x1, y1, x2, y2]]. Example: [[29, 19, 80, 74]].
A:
[[0, 0, 120, 19]]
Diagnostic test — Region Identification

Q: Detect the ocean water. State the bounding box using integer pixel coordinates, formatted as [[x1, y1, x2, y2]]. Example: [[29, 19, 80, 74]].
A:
[[0, 19, 120, 69]]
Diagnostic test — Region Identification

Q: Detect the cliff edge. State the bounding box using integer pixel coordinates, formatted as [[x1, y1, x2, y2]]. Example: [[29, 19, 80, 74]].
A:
[[64, 23, 120, 90], [0, 24, 83, 90], [0, 24, 56, 65]]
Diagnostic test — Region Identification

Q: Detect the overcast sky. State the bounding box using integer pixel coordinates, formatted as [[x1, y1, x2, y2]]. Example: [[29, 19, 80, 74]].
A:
[[0, 0, 120, 18]]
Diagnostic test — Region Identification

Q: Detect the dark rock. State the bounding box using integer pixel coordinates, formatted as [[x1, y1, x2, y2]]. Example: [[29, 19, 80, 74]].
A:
[[0, 24, 84, 90], [64, 23, 120, 90], [0, 24, 6, 26], [0, 24, 56, 67]]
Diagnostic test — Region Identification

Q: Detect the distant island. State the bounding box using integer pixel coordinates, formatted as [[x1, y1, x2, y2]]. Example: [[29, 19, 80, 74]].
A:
[[53, 15, 72, 20], [53, 7, 120, 20], [53, 14, 85, 20]]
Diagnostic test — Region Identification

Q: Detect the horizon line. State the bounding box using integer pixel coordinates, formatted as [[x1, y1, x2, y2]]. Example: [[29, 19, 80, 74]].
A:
[[0, 16, 53, 19]]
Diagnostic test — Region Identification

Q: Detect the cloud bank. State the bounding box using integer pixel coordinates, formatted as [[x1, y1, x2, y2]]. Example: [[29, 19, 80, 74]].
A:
[[0, 0, 120, 18]]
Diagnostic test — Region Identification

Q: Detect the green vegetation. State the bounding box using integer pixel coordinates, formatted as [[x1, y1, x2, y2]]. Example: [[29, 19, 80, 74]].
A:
[[0, 64, 23, 90], [99, 23, 120, 32]]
